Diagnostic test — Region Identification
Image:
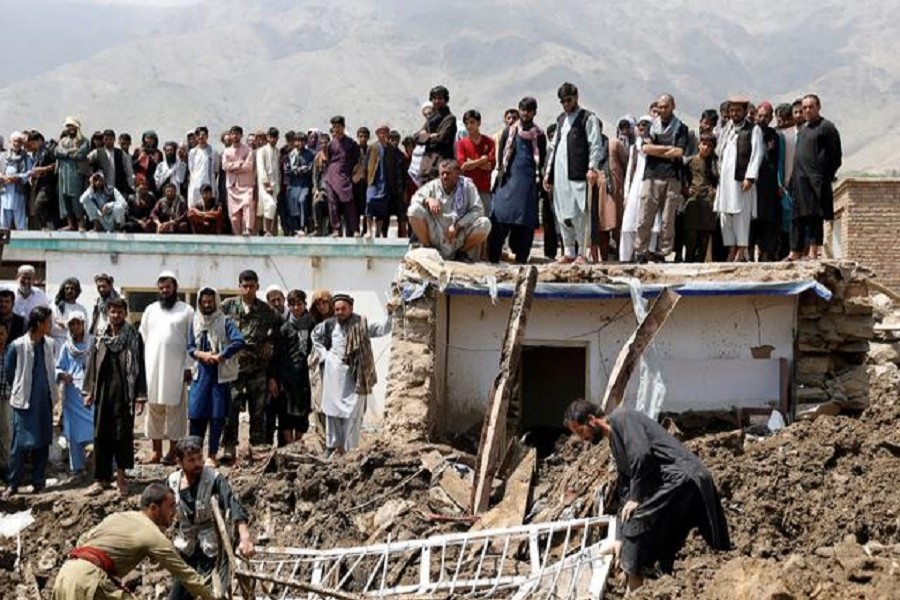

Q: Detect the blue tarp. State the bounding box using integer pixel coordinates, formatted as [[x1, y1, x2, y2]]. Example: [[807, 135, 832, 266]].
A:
[[415, 279, 832, 301]]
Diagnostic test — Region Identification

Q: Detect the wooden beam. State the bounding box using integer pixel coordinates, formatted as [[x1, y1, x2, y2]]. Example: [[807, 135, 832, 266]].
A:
[[471, 449, 536, 532], [601, 287, 681, 412], [471, 265, 538, 515]]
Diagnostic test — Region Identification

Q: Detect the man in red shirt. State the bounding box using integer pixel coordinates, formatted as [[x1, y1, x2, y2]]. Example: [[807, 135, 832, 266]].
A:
[[456, 110, 496, 216]]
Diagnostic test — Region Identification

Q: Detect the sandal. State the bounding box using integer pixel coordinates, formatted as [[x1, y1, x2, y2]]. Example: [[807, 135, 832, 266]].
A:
[[85, 482, 106, 497]]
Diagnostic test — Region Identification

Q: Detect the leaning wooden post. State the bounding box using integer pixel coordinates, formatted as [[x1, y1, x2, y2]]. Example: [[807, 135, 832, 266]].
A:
[[471, 265, 538, 515]]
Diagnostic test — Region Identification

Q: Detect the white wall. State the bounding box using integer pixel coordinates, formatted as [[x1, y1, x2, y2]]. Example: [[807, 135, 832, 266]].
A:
[[442, 293, 797, 433]]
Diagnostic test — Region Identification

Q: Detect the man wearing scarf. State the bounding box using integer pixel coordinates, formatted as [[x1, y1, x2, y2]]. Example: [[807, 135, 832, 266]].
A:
[[634, 94, 690, 263], [55, 311, 92, 479], [544, 82, 604, 264], [187, 288, 244, 467], [1, 131, 33, 230], [311, 294, 391, 455], [51, 277, 89, 357], [408, 159, 491, 261], [55, 116, 90, 231], [84, 297, 145, 497], [79, 171, 128, 232], [89, 273, 118, 337], [489, 96, 547, 264], [415, 85, 457, 183], [27, 131, 58, 231]]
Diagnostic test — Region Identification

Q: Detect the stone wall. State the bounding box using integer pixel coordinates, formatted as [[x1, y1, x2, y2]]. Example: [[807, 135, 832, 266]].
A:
[[382, 288, 439, 444], [796, 263, 874, 413], [829, 178, 900, 290]]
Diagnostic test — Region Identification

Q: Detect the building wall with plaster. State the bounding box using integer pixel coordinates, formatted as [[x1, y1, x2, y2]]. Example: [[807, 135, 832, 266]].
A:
[[440, 293, 797, 434]]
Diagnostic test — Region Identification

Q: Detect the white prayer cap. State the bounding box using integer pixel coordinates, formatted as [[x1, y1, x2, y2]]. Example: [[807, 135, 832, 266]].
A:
[[17, 265, 35, 276], [157, 270, 178, 283], [64, 116, 82, 130], [186, 128, 197, 137], [65, 310, 87, 324], [637, 114, 654, 125], [9, 131, 25, 143], [421, 101, 433, 111], [265, 285, 285, 298]]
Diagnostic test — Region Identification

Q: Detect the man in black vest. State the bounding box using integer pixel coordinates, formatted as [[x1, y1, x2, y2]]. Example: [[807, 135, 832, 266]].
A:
[[543, 82, 604, 264], [89, 129, 135, 198], [713, 96, 764, 262], [634, 94, 690, 263]]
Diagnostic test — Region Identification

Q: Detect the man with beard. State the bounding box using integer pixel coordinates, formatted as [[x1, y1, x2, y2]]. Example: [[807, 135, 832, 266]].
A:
[[1, 131, 33, 231], [750, 102, 782, 261], [140, 272, 194, 465], [90, 273, 119, 337], [221, 126, 256, 236], [80, 172, 129, 232], [14, 265, 49, 319], [154, 141, 187, 193], [55, 116, 90, 231], [123, 174, 156, 233], [544, 82, 604, 264], [83, 297, 146, 497], [187, 289, 244, 466], [268, 289, 314, 445], [787, 94, 842, 261], [312, 294, 391, 455], [408, 159, 491, 261], [0, 289, 26, 341], [415, 85, 457, 184], [563, 400, 730, 591], [714, 96, 764, 262], [167, 437, 253, 600], [489, 97, 546, 264], [27, 131, 58, 230], [133, 131, 163, 197], [88, 129, 134, 198], [264, 285, 288, 320], [220, 270, 280, 462], [51, 483, 215, 600], [51, 277, 89, 354]]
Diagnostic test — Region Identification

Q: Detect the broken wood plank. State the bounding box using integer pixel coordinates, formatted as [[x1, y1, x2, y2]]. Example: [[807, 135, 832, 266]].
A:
[[601, 287, 681, 413], [420, 450, 472, 511], [471, 448, 536, 532], [471, 265, 538, 515], [235, 569, 363, 600]]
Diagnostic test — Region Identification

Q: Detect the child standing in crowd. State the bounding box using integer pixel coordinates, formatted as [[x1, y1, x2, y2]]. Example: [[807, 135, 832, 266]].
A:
[[56, 312, 93, 481]]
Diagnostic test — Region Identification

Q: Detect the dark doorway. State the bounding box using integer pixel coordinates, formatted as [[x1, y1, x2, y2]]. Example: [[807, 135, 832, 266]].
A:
[[518, 345, 587, 456]]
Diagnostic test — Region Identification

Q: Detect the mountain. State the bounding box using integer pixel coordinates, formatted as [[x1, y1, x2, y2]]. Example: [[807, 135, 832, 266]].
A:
[[0, 0, 892, 173]]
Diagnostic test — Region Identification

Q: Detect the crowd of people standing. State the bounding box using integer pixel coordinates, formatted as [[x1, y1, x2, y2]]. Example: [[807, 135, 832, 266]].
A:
[[0, 265, 391, 499], [1, 83, 841, 266]]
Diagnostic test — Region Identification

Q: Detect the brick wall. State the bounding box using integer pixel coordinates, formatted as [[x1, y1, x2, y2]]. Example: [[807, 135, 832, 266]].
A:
[[829, 179, 900, 290]]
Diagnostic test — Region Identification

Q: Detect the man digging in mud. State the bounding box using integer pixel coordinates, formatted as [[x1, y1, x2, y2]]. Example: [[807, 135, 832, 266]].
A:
[[52, 482, 218, 599], [167, 436, 254, 599], [564, 399, 731, 591]]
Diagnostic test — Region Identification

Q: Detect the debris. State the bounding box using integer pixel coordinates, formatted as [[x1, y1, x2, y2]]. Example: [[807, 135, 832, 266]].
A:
[[471, 449, 535, 532]]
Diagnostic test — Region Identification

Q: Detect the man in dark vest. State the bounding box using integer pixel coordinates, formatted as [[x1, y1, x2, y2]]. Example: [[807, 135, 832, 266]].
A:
[[713, 96, 764, 262], [543, 82, 604, 264], [750, 102, 782, 261], [634, 94, 690, 263], [787, 94, 842, 261], [415, 85, 457, 184]]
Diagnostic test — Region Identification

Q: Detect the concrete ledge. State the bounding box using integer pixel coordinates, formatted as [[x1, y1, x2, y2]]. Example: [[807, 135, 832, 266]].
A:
[[7, 231, 410, 259]]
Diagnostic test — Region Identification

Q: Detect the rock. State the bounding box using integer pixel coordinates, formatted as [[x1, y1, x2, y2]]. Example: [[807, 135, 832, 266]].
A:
[[797, 356, 831, 377], [844, 297, 874, 316], [869, 342, 900, 365], [705, 557, 795, 600], [834, 314, 875, 340]]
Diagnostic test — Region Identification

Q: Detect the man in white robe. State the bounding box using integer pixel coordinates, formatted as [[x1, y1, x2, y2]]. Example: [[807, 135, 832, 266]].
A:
[[714, 96, 764, 262], [187, 127, 219, 205], [543, 82, 603, 264], [13, 265, 49, 318], [140, 271, 194, 464], [256, 127, 281, 236], [311, 294, 391, 455]]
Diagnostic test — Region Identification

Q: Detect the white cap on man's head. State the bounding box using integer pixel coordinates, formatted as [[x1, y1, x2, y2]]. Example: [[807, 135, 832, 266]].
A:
[[157, 270, 178, 283], [17, 265, 35, 276]]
